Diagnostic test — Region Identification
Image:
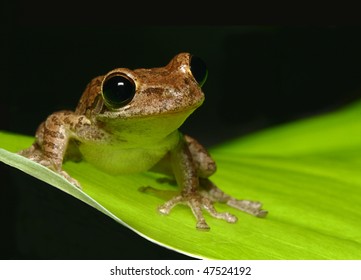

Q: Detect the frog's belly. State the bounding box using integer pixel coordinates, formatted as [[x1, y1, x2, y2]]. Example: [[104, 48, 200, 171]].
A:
[[79, 144, 170, 174]]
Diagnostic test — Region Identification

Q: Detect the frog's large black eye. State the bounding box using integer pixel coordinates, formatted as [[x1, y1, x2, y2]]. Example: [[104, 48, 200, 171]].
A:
[[102, 74, 136, 109], [190, 55, 208, 87]]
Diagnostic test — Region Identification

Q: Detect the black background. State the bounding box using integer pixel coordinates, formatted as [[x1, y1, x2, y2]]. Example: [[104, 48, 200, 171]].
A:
[[2, 5, 361, 259]]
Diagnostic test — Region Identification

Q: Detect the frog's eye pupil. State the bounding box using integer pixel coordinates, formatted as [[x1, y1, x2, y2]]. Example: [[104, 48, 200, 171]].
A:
[[102, 75, 136, 109], [190, 55, 208, 87]]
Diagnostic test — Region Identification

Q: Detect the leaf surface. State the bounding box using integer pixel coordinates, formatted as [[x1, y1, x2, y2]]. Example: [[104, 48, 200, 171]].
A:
[[2, 101, 361, 259]]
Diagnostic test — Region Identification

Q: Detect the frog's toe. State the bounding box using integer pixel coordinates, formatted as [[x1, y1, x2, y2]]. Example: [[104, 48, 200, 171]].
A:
[[199, 178, 268, 218], [201, 199, 238, 223], [256, 209, 268, 218], [227, 199, 268, 217], [59, 170, 82, 189], [157, 194, 183, 215], [158, 193, 238, 230]]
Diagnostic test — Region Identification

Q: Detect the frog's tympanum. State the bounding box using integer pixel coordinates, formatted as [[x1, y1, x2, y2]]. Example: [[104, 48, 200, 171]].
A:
[[19, 53, 267, 230]]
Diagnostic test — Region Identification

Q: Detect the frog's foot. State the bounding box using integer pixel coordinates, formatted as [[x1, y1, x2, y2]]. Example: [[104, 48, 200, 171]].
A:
[[153, 190, 237, 230], [58, 170, 82, 189], [140, 186, 236, 230], [200, 178, 268, 218], [18, 144, 42, 161], [18, 146, 82, 189]]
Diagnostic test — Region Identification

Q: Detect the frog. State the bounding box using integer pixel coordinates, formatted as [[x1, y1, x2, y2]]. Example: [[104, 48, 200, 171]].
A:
[[19, 53, 267, 230]]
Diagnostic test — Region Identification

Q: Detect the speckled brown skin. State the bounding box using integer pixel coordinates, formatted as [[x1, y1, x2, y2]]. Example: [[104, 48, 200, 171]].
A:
[[19, 53, 267, 230]]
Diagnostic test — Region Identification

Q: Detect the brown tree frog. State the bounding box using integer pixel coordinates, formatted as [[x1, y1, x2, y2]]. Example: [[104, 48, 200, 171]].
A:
[[19, 53, 267, 230]]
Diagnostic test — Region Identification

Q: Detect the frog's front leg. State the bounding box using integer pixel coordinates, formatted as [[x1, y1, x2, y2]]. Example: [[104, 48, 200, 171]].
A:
[[148, 135, 267, 230], [185, 135, 268, 218], [154, 136, 239, 230], [18, 111, 90, 188]]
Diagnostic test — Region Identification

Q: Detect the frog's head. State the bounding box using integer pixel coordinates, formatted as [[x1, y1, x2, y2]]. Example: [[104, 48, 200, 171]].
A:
[[90, 53, 208, 140]]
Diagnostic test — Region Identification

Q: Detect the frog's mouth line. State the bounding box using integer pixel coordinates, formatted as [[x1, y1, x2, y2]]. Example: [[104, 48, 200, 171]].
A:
[[97, 98, 204, 120]]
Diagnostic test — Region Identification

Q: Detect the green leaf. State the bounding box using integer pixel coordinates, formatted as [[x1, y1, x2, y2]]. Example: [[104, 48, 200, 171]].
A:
[[2, 101, 361, 259]]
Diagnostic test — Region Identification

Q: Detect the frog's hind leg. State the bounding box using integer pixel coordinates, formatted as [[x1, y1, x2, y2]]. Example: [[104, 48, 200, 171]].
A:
[[199, 178, 268, 218]]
